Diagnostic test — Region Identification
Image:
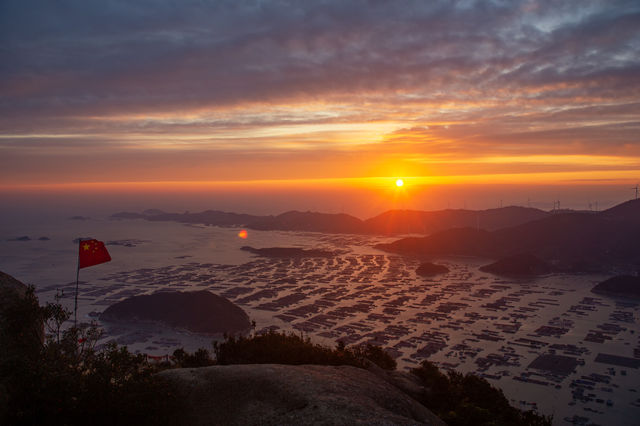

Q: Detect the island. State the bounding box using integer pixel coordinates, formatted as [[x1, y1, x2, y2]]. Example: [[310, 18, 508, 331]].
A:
[[591, 275, 640, 299], [241, 246, 335, 258], [479, 253, 554, 277], [99, 290, 251, 334], [415, 262, 449, 276], [8, 236, 31, 242]]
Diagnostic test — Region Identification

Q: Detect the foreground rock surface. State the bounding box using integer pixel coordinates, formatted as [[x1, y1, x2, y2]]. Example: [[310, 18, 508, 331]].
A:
[[241, 246, 335, 258], [100, 290, 250, 334], [159, 364, 444, 425]]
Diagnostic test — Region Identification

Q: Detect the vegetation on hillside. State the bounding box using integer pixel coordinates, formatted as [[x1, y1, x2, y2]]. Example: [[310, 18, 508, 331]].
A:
[[214, 329, 396, 370], [0, 286, 183, 426], [412, 360, 552, 426]]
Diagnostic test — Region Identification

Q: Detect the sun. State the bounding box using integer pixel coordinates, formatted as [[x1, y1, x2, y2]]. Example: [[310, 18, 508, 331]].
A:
[[395, 178, 404, 187]]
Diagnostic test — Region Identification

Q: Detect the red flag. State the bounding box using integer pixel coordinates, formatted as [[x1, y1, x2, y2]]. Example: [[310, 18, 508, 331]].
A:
[[78, 239, 111, 269]]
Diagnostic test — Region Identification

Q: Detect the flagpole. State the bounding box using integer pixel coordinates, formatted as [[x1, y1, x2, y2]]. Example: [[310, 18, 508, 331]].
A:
[[74, 238, 80, 328]]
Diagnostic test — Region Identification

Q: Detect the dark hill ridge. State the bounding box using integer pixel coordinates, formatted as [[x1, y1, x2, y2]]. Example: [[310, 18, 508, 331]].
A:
[[376, 199, 640, 272], [364, 206, 549, 235], [111, 205, 552, 235], [248, 210, 367, 234], [100, 290, 250, 334]]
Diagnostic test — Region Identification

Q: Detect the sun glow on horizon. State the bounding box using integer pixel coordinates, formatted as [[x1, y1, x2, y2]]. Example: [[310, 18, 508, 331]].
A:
[[396, 179, 404, 187]]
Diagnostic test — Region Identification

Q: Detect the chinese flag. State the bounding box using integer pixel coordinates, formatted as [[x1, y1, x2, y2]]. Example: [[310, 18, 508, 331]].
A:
[[78, 239, 111, 269]]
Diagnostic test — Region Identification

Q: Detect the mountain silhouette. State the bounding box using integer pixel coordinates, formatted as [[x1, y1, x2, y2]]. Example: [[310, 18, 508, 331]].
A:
[[112, 205, 551, 235], [376, 199, 640, 272], [248, 211, 366, 234], [363, 206, 548, 235]]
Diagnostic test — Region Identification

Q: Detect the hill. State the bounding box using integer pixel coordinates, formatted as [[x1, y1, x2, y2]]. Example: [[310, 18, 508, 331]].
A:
[[100, 290, 251, 334], [364, 206, 549, 235], [111, 205, 553, 235], [376, 199, 640, 272], [415, 262, 450, 276], [248, 210, 367, 234], [591, 275, 640, 298], [479, 254, 554, 277]]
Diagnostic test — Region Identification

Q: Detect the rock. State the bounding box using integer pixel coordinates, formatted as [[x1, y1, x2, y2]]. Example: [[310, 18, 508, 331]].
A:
[[159, 364, 444, 425], [0, 271, 29, 297], [479, 253, 553, 277], [0, 270, 44, 345], [591, 275, 640, 299], [415, 262, 449, 277], [100, 290, 250, 334]]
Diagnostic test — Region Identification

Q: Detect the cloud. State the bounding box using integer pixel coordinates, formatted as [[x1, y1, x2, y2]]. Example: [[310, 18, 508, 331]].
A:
[[1, 0, 639, 184]]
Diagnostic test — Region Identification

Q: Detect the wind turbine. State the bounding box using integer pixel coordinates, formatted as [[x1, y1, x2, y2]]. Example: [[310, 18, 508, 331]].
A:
[[633, 184, 639, 200]]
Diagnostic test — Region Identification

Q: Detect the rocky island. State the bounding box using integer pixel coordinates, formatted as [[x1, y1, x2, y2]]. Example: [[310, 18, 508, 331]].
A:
[[159, 364, 445, 425], [479, 253, 554, 277], [241, 246, 335, 258], [591, 275, 640, 299], [100, 290, 251, 334], [415, 262, 449, 276]]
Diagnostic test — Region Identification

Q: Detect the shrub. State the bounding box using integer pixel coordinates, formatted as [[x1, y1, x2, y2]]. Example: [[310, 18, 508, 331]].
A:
[[411, 360, 552, 426], [213, 329, 396, 370], [172, 347, 215, 368], [0, 286, 183, 426]]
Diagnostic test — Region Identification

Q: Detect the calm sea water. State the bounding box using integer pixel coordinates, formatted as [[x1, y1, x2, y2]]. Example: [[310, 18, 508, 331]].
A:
[[1, 213, 639, 426]]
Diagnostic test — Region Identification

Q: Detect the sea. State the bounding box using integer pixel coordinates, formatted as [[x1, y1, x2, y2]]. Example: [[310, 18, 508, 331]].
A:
[[1, 212, 639, 426]]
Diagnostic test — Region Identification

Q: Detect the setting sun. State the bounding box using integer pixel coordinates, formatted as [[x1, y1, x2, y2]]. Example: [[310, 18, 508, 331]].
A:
[[395, 179, 404, 187]]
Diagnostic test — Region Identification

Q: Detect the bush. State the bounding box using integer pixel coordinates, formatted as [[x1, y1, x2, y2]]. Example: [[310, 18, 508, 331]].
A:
[[0, 286, 183, 426], [172, 347, 215, 368], [214, 329, 396, 370], [411, 360, 552, 426]]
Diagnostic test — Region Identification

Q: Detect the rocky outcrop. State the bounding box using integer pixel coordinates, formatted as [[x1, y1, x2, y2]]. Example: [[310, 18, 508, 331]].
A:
[[479, 253, 554, 277], [0, 270, 44, 350], [241, 246, 335, 258], [416, 262, 449, 277], [100, 290, 251, 334], [159, 364, 444, 425], [592, 275, 640, 299], [0, 271, 29, 297]]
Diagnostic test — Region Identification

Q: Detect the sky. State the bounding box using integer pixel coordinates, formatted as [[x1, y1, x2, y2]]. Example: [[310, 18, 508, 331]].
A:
[[1, 0, 639, 215]]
